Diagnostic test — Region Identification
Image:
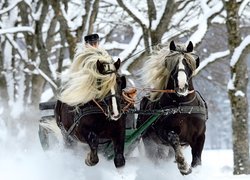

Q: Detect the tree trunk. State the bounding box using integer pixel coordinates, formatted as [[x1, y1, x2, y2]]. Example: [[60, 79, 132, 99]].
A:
[[224, 0, 250, 175], [0, 42, 8, 100], [87, 0, 99, 34]]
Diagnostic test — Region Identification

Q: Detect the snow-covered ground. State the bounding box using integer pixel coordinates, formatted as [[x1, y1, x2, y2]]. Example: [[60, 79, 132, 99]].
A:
[[0, 118, 249, 180]]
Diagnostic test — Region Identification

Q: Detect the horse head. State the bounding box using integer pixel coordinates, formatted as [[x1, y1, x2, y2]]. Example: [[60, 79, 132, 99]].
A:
[[167, 41, 200, 96], [96, 59, 126, 120]]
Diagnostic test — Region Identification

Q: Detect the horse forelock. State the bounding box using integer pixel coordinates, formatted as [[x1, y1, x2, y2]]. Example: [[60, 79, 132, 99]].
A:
[[139, 43, 197, 100], [58, 45, 117, 106]]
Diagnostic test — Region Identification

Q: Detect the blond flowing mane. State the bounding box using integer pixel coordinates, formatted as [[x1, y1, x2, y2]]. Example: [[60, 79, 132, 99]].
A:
[[138, 43, 197, 100], [58, 44, 116, 106]]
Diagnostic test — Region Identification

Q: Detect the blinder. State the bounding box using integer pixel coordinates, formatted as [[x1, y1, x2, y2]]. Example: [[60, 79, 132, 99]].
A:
[[101, 62, 117, 75]]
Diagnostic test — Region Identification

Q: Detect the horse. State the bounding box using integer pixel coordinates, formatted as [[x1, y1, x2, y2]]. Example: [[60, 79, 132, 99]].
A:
[[55, 46, 127, 168], [136, 40, 208, 175]]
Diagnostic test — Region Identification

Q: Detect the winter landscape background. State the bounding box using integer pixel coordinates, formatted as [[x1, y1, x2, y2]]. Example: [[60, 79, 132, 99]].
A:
[[1, 0, 250, 179]]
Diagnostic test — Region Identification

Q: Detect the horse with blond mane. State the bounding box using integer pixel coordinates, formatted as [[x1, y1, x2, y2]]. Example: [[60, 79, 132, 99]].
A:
[[137, 41, 207, 175], [55, 45, 127, 168]]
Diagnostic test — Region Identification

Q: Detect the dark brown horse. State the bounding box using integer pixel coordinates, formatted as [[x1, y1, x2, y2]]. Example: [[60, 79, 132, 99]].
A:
[[54, 59, 127, 168], [137, 41, 207, 175]]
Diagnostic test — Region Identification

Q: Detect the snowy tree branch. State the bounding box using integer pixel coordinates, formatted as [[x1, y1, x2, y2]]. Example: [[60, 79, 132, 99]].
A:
[[0, 27, 34, 35], [190, 1, 224, 46], [3, 33, 58, 90], [230, 35, 250, 67], [239, 0, 250, 16], [0, 0, 22, 15], [116, 0, 148, 28], [195, 50, 230, 74]]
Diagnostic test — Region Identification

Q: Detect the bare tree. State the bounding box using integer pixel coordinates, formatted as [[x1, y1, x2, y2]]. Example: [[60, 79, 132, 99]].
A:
[[0, 0, 100, 117]]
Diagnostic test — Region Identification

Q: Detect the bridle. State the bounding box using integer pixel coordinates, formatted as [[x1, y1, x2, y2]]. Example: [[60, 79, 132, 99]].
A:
[[93, 93, 122, 119], [93, 75, 123, 119], [169, 58, 194, 95], [101, 62, 117, 75]]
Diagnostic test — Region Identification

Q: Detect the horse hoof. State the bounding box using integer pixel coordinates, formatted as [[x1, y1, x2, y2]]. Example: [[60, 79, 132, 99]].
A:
[[191, 162, 201, 168], [114, 154, 125, 168], [85, 153, 99, 166], [191, 159, 201, 168], [180, 167, 192, 175]]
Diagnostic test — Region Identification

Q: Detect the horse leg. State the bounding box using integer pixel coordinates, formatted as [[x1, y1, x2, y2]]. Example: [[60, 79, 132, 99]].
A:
[[85, 132, 99, 166], [191, 133, 205, 167], [112, 131, 125, 168], [168, 131, 192, 175]]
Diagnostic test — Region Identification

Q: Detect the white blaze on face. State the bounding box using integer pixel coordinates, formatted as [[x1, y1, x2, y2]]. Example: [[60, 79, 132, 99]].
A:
[[177, 59, 187, 89], [110, 86, 119, 119]]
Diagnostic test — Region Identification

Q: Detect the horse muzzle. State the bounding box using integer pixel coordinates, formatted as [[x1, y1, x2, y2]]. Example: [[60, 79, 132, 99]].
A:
[[110, 113, 122, 121], [176, 86, 189, 96]]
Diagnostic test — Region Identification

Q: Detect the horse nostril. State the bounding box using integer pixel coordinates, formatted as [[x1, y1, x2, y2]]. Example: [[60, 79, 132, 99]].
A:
[[111, 113, 121, 120], [180, 88, 185, 93]]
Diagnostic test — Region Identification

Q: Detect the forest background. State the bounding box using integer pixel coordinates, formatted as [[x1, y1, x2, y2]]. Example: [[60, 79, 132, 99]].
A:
[[0, 0, 250, 175]]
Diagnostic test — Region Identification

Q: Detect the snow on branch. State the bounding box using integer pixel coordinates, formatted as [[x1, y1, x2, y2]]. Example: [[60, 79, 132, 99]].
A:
[[102, 0, 119, 6], [27, 60, 58, 90], [4, 33, 26, 60], [3, 33, 57, 90], [60, 2, 77, 30], [116, 0, 148, 28], [195, 50, 230, 74], [119, 30, 142, 59], [239, 0, 250, 16], [230, 35, 250, 67], [0, 0, 22, 15], [105, 42, 129, 51], [151, 1, 168, 30], [227, 73, 236, 90], [36, 67, 58, 90], [104, 29, 142, 75], [190, 0, 223, 46], [0, 26, 34, 35]]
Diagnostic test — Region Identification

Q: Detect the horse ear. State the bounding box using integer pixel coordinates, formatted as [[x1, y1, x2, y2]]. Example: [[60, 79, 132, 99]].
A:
[[114, 58, 121, 70], [121, 75, 126, 89], [195, 56, 200, 68], [170, 40, 176, 51], [186, 41, 193, 52], [97, 60, 104, 74]]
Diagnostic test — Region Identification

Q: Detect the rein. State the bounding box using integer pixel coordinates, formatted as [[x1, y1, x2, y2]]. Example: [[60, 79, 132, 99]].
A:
[[92, 87, 195, 116], [122, 90, 136, 112], [145, 88, 176, 93], [93, 99, 108, 117]]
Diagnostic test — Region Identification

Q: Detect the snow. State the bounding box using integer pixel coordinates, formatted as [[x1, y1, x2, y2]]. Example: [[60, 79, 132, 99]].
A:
[[60, 3, 77, 31], [228, 73, 236, 90], [0, 26, 34, 35], [151, 1, 168, 30], [41, 88, 54, 102], [121, 1, 149, 28], [0, 114, 250, 180], [230, 35, 250, 67], [195, 50, 230, 74], [239, 0, 250, 16], [1, 1, 250, 179], [189, 1, 223, 46], [235, 90, 245, 97], [0, 0, 22, 15]]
